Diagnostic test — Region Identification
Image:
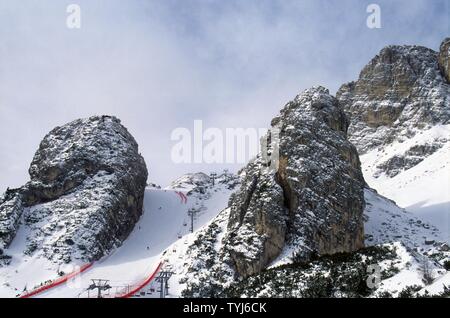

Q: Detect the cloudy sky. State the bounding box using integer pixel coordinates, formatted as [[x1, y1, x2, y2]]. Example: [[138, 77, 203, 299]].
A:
[[0, 0, 448, 191]]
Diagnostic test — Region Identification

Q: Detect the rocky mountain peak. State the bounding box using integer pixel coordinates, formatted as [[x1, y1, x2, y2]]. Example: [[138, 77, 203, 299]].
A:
[[0, 115, 148, 264], [25, 116, 142, 204], [224, 86, 365, 277], [272, 86, 350, 135], [337, 39, 450, 154]]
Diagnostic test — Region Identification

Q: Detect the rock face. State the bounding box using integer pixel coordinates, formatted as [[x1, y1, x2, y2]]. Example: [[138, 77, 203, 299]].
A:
[[0, 116, 148, 263], [225, 87, 366, 277], [0, 191, 24, 256], [337, 40, 450, 155], [439, 38, 450, 83]]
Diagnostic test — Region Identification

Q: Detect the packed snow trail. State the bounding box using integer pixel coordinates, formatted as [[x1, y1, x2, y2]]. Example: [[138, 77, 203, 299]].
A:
[[32, 188, 190, 298]]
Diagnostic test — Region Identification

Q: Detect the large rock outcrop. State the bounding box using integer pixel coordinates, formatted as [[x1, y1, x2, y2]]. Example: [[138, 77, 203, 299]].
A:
[[225, 87, 366, 277], [0, 116, 148, 263], [337, 40, 450, 154]]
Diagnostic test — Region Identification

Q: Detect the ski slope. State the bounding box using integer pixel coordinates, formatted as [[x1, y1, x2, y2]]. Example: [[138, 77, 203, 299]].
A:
[[0, 189, 187, 297], [37, 189, 184, 297], [0, 173, 234, 298], [0, 189, 181, 298]]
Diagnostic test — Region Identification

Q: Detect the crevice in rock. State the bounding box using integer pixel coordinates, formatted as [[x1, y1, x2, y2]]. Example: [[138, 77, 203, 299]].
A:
[[236, 173, 259, 226], [274, 156, 296, 235]]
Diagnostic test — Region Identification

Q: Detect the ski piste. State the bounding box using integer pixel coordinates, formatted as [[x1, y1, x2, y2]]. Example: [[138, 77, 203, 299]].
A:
[[4, 189, 190, 298]]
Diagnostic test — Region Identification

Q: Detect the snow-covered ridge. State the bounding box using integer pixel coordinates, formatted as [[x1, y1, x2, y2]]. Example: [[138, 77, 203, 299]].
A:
[[364, 189, 446, 252]]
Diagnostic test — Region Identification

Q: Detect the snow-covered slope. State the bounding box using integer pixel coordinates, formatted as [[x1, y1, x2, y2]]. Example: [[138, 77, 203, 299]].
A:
[[361, 125, 450, 242], [165, 171, 239, 237], [364, 188, 443, 249], [163, 207, 234, 297], [0, 188, 175, 297]]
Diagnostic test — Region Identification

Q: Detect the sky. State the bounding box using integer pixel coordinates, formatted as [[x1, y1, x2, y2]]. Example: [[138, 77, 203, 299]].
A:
[[0, 0, 448, 191]]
